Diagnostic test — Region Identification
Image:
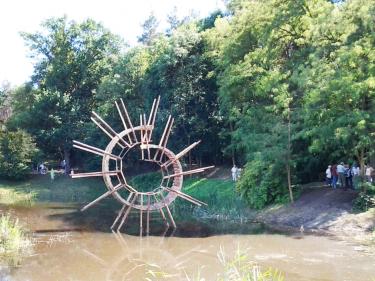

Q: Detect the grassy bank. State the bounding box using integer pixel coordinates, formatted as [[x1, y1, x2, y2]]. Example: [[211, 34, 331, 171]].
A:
[[0, 174, 247, 220], [0, 174, 104, 204]]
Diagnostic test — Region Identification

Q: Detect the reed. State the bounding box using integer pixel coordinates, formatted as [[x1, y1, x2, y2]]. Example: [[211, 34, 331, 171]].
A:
[[0, 214, 33, 266]]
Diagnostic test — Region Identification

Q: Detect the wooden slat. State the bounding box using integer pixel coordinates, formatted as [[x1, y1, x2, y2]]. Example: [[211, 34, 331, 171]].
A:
[[163, 186, 207, 206], [73, 140, 121, 160], [91, 111, 130, 148], [71, 171, 120, 178], [161, 141, 201, 168], [81, 183, 125, 211], [163, 166, 215, 179]]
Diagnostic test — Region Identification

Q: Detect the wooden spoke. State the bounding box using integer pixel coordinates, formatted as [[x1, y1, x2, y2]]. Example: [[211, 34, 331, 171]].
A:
[[146, 96, 160, 142], [73, 140, 121, 160], [163, 166, 215, 179], [161, 141, 201, 168], [117, 194, 138, 232], [153, 194, 169, 228], [91, 111, 130, 148], [71, 171, 120, 178], [162, 186, 207, 206], [81, 183, 125, 211], [146, 195, 151, 234], [154, 115, 174, 161], [116, 98, 138, 142]]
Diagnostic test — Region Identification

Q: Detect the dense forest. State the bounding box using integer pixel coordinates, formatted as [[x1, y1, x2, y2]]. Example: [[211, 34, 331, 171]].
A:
[[0, 0, 374, 209]]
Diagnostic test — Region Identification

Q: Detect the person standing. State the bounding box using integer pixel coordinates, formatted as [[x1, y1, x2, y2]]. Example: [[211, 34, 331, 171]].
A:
[[50, 168, 55, 181], [351, 163, 360, 189], [231, 165, 238, 182], [337, 162, 346, 188], [331, 164, 338, 189], [325, 165, 332, 187], [365, 165, 374, 183], [345, 164, 353, 189]]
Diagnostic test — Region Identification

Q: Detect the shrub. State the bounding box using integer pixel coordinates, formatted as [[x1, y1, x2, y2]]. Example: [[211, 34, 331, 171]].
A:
[[0, 214, 32, 265], [0, 130, 37, 180], [353, 182, 375, 212], [237, 155, 292, 209]]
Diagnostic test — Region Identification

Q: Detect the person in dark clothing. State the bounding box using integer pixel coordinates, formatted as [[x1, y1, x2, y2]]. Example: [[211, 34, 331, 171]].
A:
[[345, 164, 353, 189]]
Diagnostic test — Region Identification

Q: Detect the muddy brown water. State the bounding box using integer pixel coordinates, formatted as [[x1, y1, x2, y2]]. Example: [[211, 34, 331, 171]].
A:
[[1, 203, 375, 281]]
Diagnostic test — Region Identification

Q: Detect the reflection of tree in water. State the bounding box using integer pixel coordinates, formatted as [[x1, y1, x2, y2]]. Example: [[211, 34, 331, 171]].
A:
[[82, 231, 206, 280]]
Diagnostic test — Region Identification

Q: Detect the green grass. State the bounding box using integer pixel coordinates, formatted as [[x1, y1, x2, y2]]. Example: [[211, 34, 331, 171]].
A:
[[0, 174, 104, 204], [0, 173, 248, 220], [0, 214, 33, 266], [0, 188, 36, 206]]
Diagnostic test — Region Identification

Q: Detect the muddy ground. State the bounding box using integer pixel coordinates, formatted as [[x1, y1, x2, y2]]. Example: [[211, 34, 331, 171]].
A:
[[256, 184, 375, 246]]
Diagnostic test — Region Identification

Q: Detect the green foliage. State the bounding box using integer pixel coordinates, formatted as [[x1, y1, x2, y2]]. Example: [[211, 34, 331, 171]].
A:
[[353, 183, 375, 211], [0, 130, 37, 180], [10, 17, 120, 167], [0, 214, 32, 266], [8, 2, 375, 211], [237, 155, 292, 209], [129, 172, 163, 193], [183, 178, 246, 213]]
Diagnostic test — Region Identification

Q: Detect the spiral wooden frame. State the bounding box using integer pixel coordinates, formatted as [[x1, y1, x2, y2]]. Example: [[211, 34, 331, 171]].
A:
[[71, 96, 214, 233]]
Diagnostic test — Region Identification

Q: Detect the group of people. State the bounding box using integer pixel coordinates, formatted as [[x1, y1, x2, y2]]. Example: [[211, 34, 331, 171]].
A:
[[325, 162, 374, 189], [231, 165, 242, 182], [37, 159, 68, 181]]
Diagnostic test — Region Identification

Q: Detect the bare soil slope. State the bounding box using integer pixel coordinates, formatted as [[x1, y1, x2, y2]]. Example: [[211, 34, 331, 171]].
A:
[[257, 185, 375, 245]]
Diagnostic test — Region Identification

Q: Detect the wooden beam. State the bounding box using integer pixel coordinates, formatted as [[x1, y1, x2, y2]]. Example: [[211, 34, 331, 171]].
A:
[[161, 141, 201, 168], [118, 98, 138, 142], [71, 171, 120, 179], [154, 115, 174, 161], [111, 192, 134, 229], [81, 183, 125, 211], [91, 111, 130, 148], [115, 100, 133, 145], [73, 140, 121, 160], [117, 194, 138, 232], [146, 195, 151, 234], [163, 166, 215, 179], [153, 194, 169, 228], [163, 186, 207, 206]]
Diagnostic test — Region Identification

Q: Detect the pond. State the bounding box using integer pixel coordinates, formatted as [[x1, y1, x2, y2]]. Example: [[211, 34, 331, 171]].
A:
[[1, 203, 375, 281]]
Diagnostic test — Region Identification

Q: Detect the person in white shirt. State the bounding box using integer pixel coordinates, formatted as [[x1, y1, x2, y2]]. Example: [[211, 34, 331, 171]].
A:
[[365, 165, 374, 183], [351, 164, 360, 189], [337, 162, 346, 187], [231, 165, 238, 182], [325, 165, 332, 187]]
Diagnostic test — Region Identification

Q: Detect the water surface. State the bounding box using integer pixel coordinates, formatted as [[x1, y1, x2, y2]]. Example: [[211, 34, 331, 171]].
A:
[[2, 203, 375, 281]]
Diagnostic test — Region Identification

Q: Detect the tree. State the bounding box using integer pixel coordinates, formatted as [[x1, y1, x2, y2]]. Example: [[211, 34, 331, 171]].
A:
[[138, 13, 160, 46], [298, 0, 375, 175], [0, 130, 37, 180], [11, 17, 120, 171]]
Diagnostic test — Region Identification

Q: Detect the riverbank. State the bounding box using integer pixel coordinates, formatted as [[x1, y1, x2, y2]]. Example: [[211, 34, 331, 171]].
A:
[[256, 184, 375, 247], [0, 175, 374, 248]]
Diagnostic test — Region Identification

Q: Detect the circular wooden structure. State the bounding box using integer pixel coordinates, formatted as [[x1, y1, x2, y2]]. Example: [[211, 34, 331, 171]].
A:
[[72, 97, 213, 233]]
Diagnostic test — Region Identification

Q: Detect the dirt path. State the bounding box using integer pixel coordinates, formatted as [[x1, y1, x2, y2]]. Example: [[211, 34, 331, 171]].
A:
[[256, 184, 375, 245]]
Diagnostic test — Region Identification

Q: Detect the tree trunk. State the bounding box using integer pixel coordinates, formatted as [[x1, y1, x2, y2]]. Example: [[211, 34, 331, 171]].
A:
[[229, 121, 236, 166], [287, 107, 294, 203]]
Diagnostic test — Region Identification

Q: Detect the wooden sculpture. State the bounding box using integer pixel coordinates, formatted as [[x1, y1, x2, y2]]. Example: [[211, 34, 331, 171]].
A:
[[71, 96, 214, 233]]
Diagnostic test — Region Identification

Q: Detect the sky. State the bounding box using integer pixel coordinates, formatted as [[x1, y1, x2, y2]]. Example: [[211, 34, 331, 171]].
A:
[[0, 0, 225, 87]]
